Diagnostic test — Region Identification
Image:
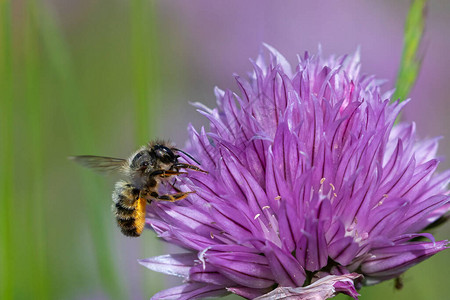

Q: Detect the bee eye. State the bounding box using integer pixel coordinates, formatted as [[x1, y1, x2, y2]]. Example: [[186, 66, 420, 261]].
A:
[[140, 161, 149, 168]]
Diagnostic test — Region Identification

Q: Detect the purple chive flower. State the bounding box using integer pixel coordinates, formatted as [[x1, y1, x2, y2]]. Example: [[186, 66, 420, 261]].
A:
[[139, 45, 450, 299]]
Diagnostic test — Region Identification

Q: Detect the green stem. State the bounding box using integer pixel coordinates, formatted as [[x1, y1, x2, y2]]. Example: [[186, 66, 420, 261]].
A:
[[0, 1, 13, 299], [24, 0, 50, 298], [392, 0, 427, 104]]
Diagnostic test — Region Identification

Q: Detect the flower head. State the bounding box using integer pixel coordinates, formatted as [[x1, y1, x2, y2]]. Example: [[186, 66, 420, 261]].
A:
[[140, 45, 450, 299]]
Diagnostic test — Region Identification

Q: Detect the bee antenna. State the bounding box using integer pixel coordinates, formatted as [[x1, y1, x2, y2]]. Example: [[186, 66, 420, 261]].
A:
[[173, 148, 201, 165]]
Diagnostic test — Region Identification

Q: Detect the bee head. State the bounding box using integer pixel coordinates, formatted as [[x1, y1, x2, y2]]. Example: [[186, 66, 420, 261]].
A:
[[129, 145, 178, 174], [151, 144, 177, 165]]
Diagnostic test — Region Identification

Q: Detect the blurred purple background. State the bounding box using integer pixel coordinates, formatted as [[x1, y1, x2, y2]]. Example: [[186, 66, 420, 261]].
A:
[[153, 0, 450, 170], [48, 0, 450, 162]]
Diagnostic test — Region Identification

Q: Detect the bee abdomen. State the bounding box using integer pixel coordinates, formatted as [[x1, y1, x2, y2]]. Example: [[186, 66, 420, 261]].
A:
[[120, 227, 141, 237], [112, 181, 145, 237], [116, 216, 145, 236], [114, 202, 135, 219], [116, 217, 136, 229], [114, 204, 141, 237], [116, 217, 140, 236]]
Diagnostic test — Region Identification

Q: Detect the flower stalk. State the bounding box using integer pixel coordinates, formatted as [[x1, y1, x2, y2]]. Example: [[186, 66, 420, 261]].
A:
[[393, 0, 428, 104]]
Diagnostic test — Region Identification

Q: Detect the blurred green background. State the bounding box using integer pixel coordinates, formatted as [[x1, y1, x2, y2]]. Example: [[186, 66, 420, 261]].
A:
[[1, 0, 449, 299]]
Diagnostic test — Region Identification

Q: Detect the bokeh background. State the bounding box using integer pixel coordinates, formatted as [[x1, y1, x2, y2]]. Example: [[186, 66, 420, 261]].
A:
[[1, 0, 449, 299]]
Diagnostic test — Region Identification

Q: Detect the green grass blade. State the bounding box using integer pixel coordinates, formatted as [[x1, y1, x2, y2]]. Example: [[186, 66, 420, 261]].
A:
[[23, 1, 50, 298], [131, 1, 163, 296], [131, 0, 151, 144], [35, 4, 127, 299], [131, 0, 161, 144], [0, 1, 14, 299], [392, 0, 427, 103]]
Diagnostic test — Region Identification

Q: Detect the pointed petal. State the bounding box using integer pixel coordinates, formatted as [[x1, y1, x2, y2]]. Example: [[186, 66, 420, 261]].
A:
[[227, 286, 272, 299], [138, 253, 196, 278], [361, 240, 448, 279], [189, 264, 235, 286], [206, 250, 275, 288], [254, 274, 362, 300], [151, 283, 228, 300], [264, 241, 306, 287]]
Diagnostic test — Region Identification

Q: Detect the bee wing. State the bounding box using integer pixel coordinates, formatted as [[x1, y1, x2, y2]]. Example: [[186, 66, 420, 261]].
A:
[[70, 155, 127, 174]]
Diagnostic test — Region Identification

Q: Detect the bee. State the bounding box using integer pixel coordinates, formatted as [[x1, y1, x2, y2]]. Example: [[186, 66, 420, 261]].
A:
[[70, 141, 207, 237]]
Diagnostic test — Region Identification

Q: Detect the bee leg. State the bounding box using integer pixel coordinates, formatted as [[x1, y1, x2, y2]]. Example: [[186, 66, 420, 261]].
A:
[[172, 163, 208, 173], [149, 191, 195, 202], [170, 178, 182, 193], [149, 169, 187, 178]]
